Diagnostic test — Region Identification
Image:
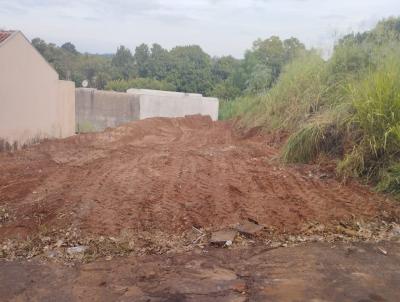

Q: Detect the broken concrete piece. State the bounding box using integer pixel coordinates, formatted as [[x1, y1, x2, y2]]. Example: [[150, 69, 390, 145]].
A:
[[378, 247, 388, 256], [67, 245, 88, 255], [236, 221, 264, 235], [390, 225, 400, 239], [210, 229, 237, 245]]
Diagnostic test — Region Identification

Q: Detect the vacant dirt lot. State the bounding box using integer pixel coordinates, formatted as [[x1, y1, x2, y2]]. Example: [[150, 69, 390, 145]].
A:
[[0, 116, 398, 243], [1, 116, 400, 301]]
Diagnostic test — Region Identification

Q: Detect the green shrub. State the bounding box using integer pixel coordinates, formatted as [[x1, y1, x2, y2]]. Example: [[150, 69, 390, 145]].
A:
[[376, 163, 400, 197], [106, 78, 176, 92]]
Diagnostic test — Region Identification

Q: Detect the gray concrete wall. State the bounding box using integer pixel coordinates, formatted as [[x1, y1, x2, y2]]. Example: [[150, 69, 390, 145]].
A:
[[76, 88, 140, 132], [75, 88, 219, 133]]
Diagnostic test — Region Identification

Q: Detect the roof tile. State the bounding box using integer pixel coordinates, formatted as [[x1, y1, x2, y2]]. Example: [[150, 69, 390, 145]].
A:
[[0, 31, 15, 44]]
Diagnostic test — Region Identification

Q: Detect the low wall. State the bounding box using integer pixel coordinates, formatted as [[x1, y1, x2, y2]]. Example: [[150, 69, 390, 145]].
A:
[[137, 93, 203, 120], [201, 97, 219, 121], [127, 89, 219, 121], [75, 88, 219, 133], [76, 88, 140, 133]]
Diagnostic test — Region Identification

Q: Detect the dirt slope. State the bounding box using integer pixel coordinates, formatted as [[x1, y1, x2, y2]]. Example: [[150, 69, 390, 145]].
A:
[[0, 116, 398, 243]]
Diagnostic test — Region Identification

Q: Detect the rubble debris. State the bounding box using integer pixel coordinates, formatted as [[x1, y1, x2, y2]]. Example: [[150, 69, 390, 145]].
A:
[[389, 224, 400, 240], [67, 245, 88, 255], [210, 229, 237, 245], [45, 250, 60, 258], [336, 225, 358, 237], [377, 247, 388, 256], [0, 206, 12, 224], [236, 220, 264, 235]]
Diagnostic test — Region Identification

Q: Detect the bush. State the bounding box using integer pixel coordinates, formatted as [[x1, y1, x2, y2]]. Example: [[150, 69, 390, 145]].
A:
[[105, 78, 176, 92], [376, 163, 400, 197]]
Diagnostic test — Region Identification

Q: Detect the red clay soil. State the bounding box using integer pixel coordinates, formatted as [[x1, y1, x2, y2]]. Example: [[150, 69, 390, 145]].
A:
[[0, 116, 398, 241], [2, 242, 400, 302]]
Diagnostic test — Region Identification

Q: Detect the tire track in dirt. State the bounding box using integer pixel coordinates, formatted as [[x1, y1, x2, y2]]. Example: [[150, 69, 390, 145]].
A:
[[0, 115, 398, 241]]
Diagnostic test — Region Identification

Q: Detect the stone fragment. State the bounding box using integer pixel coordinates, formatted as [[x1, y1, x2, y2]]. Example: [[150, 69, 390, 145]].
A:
[[236, 221, 264, 235], [67, 245, 88, 255], [231, 280, 247, 293], [210, 229, 237, 245], [378, 247, 388, 255]]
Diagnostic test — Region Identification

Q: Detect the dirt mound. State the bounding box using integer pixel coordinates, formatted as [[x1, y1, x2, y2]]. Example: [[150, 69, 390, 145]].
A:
[[0, 116, 398, 244]]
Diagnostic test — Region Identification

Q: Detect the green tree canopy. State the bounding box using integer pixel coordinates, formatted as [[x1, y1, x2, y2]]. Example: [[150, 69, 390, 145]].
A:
[[112, 46, 135, 80]]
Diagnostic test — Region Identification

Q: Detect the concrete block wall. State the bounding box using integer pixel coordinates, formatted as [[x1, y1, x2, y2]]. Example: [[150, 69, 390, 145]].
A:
[[76, 88, 219, 133], [76, 88, 140, 133], [201, 97, 219, 121], [127, 88, 219, 121]]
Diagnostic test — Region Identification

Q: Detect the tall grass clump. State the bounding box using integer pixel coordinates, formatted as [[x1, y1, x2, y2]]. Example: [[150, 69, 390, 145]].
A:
[[219, 52, 328, 130], [221, 17, 400, 199], [338, 53, 400, 195], [376, 163, 400, 198], [282, 122, 329, 163], [238, 52, 329, 131], [218, 94, 263, 121]]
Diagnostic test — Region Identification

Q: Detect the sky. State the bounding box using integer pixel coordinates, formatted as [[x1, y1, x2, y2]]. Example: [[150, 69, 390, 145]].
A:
[[0, 0, 399, 58]]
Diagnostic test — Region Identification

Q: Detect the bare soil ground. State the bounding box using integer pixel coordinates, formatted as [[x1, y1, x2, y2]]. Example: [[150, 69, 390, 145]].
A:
[[1, 242, 400, 301], [0, 116, 398, 240], [1, 116, 400, 301]]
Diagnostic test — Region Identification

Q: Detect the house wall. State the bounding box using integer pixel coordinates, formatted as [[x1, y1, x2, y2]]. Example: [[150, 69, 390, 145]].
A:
[[58, 80, 76, 138], [0, 32, 75, 150], [75, 88, 140, 132]]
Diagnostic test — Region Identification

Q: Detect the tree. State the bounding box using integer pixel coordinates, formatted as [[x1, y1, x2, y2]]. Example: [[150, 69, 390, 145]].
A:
[[32, 38, 48, 54], [239, 36, 307, 94], [212, 56, 240, 81], [245, 64, 273, 94], [247, 36, 285, 81], [147, 43, 170, 80], [105, 78, 176, 92], [111, 46, 135, 80], [61, 42, 78, 55], [283, 37, 306, 61], [133, 44, 150, 77], [167, 45, 213, 95], [30, 35, 309, 96]]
